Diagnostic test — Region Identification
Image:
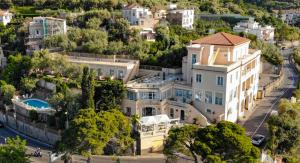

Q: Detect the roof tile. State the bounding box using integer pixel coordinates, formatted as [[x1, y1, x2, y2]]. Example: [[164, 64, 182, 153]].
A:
[[192, 32, 250, 46]]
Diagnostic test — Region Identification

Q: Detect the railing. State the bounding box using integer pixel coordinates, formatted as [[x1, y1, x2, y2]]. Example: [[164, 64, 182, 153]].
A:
[[126, 79, 174, 88], [140, 65, 162, 71], [68, 52, 139, 60]]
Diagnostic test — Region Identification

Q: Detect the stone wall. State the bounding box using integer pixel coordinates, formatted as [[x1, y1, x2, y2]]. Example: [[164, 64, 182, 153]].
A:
[[0, 112, 61, 145]]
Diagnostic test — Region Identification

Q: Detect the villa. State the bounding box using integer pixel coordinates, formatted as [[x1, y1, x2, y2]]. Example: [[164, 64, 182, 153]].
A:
[[26, 17, 67, 54], [233, 18, 275, 44], [0, 10, 13, 26], [122, 32, 261, 124]]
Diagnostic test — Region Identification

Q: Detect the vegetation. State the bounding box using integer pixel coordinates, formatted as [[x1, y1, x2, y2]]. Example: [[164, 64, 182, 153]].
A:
[[0, 83, 16, 105], [81, 67, 95, 109], [94, 79, 126, 111], [58, 108, 133, 162], [164, 121, 260, 163], [0, 136, 29, 163], [267, 99, 300, 160], [251, 39, 283, 65]]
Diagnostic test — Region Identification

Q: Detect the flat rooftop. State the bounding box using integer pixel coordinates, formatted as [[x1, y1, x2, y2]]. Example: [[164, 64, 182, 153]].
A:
[[68, 56, 138, 67]]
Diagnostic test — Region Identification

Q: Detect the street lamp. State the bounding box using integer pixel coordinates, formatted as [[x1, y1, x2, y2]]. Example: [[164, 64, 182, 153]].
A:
[[65, 112, 69, 129]]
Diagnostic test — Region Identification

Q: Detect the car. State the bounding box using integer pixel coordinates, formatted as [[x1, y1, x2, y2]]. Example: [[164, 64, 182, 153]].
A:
[[251, 134, 265, 146]]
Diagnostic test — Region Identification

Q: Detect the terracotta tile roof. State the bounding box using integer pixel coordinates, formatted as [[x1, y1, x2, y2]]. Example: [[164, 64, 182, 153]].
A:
[[124, 3, 142, 9], [192, 32, 250, 46], [0, 10, 9, 16]]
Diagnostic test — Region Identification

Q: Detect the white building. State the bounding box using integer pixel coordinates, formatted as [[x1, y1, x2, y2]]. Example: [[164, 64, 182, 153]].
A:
[[67, 55, 140, 83], [122, 32, 261, 123], [0, 10, 13, 26], [26, 17, 67, 54], [233, 18, 275, 44], [122, 4, 152, 26], [166, 4, 194, 29]]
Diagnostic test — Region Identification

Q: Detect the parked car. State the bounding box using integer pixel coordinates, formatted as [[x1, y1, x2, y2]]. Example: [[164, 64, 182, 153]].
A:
[[252, 134, 265, 146]]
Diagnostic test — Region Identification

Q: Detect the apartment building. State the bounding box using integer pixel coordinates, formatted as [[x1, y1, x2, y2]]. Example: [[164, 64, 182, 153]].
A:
[[68, 55, 140, 83], [166, 4, 194, 29], [122, 32, 261, 123], [233, 18, 275, 44], [0, 10, 12, 26], [26, 17, 67, 54]]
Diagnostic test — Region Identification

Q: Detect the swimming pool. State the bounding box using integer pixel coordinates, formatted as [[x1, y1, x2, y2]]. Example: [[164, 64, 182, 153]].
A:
[[23, 99, 50, 109]]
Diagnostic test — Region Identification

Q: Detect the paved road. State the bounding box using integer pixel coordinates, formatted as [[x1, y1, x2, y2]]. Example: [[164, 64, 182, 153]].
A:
[[243, 48, 298, 137]]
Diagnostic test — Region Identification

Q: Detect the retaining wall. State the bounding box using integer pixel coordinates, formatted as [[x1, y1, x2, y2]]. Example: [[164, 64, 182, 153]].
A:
[[0, 112, 61, 145]]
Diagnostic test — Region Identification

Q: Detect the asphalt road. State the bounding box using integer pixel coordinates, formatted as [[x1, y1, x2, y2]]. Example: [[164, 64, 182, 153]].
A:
[[243, 48, 298, 137]]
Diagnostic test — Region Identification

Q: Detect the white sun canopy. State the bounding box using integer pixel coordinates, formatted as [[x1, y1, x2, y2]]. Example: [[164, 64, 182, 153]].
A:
[[140, 114, 171, 126]]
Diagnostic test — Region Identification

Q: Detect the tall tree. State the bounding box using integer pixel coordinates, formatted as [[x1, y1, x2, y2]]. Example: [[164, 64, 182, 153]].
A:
[[81, 67, 95, 109]]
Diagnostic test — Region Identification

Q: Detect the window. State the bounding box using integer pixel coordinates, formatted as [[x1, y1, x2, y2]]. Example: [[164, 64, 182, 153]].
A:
[[36, 30, 39, 35], [140, 92, 156, 99], [110, 69, 114, 76], [127, 91, 137, 100], [170, 108, 174, 118], [196, 74, 202, 83], [176, 89, 183, 97], [192, 54, 197, 64], [215, 92, 223, 105], [126, 107, 131, 116], [205, 91, 213, 104], [217, 76, 224, 86], [118, 70, 124, 79], [149, 92, 155, 99], [195, 91, 202, 101], [176, 89, 192, 100], [206, 108, 212, 114]]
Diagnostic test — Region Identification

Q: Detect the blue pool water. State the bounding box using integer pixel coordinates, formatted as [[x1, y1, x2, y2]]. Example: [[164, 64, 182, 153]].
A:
[[23, 99, 50, 109]]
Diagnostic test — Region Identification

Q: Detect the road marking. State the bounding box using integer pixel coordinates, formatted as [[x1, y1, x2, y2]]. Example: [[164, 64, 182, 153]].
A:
[[251, 52, 298, 137]]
